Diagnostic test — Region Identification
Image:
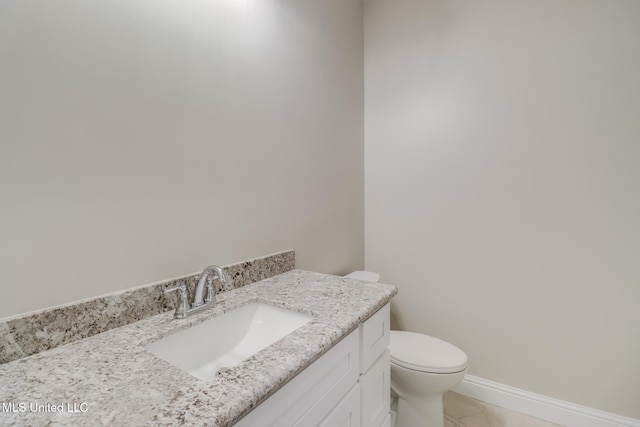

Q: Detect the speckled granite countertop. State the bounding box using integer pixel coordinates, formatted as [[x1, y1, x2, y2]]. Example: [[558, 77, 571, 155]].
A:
[[0, 270, 396, 427]]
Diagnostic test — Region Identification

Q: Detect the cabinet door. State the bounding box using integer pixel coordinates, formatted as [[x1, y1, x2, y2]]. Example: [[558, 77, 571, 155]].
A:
[[318, 384, 361, 427], [361, 350, 390, 427], [360, 304, 390, 373]]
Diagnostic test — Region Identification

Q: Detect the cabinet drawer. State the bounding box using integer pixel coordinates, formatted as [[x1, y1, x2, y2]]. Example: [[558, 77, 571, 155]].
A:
[[360, 304, 390, 373], [236, 329, 360, 427], [360, 350, 390, 427], [380, 412, 391, 427], [318, 384, 361, 427]]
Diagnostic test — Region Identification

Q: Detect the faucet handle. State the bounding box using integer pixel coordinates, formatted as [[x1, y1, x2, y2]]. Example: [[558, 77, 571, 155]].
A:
[[164, 284, 187, 294], [165, 284, 189, 319], [203, 276, 214, 304]]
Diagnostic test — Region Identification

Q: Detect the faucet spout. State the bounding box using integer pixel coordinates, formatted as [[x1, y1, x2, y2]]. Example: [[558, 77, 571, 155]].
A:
[[193, 265, 227, 307]]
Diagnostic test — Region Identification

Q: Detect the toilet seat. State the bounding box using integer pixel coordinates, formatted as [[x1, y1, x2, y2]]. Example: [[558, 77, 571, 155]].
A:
[[390, 331, 467, 374]]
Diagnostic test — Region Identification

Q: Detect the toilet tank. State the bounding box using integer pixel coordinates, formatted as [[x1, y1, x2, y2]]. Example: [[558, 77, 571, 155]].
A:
[[344, 271, 380, 283]]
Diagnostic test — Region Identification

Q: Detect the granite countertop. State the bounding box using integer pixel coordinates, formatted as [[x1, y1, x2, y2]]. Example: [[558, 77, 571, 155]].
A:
[[0, 270, 396, 427]]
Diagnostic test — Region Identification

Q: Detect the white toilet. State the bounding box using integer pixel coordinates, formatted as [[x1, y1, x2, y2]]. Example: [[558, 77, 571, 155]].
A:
[[345, 271, 468, 427]]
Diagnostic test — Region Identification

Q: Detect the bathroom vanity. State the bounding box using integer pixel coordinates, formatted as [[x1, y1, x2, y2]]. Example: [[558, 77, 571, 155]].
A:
[[236, 304, 391, 427], [0, 268, 396, 426]]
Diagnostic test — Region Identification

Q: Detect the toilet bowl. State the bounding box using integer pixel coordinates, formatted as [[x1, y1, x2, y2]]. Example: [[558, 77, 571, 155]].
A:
[[345, 271, 468, 427], [390, 331, 467, 427]]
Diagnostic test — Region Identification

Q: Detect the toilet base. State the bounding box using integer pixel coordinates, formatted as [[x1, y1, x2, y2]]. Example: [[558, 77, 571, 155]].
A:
[[395, 393, 444, 427], [391, 364, 466, 427]]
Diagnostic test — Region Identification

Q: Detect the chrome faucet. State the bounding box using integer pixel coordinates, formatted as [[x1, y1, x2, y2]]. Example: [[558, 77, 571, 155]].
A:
[[165, 265, 227, 319], [194, 265, 226, 307]]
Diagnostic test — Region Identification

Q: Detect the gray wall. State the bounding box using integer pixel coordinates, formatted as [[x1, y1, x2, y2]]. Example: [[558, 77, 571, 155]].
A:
[[364, 0, 640, 419], [0, 0, 364, 318]]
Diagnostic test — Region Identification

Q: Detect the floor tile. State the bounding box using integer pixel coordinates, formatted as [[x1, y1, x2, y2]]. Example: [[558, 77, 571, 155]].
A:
[[443, 391, 486, 419], [445, 413, 464, 427], [443, 392, 565, 427]]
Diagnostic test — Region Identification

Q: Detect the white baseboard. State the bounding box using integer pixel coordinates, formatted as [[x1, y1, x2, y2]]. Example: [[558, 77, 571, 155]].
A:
[[452, 375, 640, 427]]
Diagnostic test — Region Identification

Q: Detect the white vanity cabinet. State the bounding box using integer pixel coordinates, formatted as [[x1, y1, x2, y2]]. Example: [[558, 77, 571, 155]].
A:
[[359, 304, 391, 427], [234, 303, 391, 427]]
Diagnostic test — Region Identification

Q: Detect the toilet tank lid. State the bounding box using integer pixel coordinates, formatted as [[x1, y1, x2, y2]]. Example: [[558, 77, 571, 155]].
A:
[[390, 331, 468, 374], [344, 271, 380, 282]]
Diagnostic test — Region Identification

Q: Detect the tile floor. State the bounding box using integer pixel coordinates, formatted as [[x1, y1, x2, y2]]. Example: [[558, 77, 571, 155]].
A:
[[443, 392, 565, 427]]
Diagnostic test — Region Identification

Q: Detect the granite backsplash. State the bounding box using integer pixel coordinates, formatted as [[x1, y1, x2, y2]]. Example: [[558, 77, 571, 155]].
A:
[[0, 250, 295, 364]]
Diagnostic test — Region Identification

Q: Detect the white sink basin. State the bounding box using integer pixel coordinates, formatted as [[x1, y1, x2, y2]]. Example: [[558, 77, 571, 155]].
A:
[[145, 303, 312, 381]]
